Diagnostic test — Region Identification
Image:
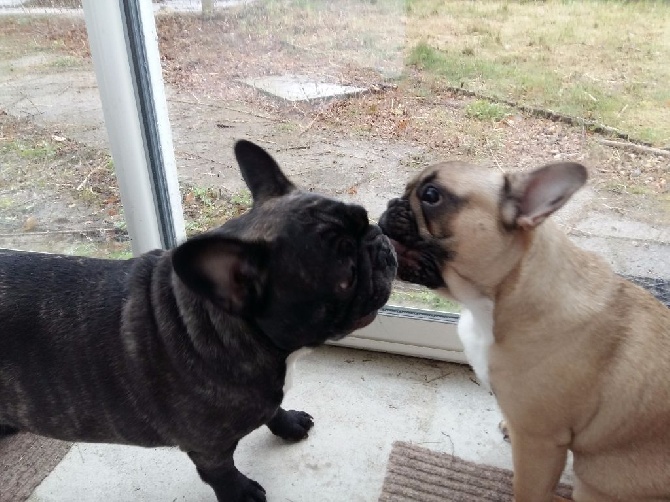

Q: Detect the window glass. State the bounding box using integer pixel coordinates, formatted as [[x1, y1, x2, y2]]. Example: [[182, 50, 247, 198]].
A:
[[2, 2, 667, 318], [147, 0, 665, 313], [0, 6, 129, 259]]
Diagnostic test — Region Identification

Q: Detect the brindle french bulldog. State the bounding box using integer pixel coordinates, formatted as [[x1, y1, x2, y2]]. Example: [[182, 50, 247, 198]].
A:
[[0, 140, 397, 501]]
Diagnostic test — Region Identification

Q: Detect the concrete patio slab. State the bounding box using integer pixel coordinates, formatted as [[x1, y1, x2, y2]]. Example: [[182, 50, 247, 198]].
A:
[[28, 346, 532, 502], [241, 75, 369, 103]]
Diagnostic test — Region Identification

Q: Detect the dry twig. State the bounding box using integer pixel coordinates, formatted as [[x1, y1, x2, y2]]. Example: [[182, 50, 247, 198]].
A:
[[597, 139, 670, 158]]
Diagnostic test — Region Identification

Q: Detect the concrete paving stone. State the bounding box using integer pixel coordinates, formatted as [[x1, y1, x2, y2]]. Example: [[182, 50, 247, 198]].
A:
[[241, 75, 368, 103]]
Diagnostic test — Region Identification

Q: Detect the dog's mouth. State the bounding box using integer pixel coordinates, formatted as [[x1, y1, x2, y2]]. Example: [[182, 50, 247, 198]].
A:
[[388, 238, 409, 258], [327, 310, 379, 343], [352, 310, 378, 330], [379, 198, 446, 290], [386, 237, 447, 290]]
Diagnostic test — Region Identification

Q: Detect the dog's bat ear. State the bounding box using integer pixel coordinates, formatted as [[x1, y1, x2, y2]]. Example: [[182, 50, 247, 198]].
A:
[[234, 140, 296, 204], [172, 235, 270, 316], [501, 162, 587, 230]]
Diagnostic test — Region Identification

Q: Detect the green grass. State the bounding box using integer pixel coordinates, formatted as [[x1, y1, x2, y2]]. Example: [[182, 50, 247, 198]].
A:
[[603, 181, 654, 196], [408, 40, 631, 122], [230, 189, 252, 207], [2, 139, 57, 159], [49, 55, 82, 69], [274, 122, 300, 134], [465, 99, 512, 122], [62, 241, 132, 260], [405, 1, 670, 145], [107, 249, 133, 260], [191, 186, 218, 207], [183, 186, 253, 236], [389, 288, 460, 312]]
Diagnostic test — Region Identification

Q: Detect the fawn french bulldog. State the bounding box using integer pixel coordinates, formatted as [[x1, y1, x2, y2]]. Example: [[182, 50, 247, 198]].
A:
[[379, 160, 670, 501]]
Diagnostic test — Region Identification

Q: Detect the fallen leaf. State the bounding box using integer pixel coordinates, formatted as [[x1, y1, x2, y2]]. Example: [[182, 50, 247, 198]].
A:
[[23, 216, 38, 232]]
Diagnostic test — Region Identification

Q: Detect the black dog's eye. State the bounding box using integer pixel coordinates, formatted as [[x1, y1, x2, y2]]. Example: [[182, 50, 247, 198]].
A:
[[339, 264, 356, 291], [420, 185, 441, 205], [337, 237, 356, 257]]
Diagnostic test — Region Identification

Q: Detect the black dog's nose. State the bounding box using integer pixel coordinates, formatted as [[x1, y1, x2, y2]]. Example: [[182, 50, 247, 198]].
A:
[[363, 225, 398, 271], [383, 240, 398, 268], [364, 223, 383, 241], [368, 224, 399, 257]]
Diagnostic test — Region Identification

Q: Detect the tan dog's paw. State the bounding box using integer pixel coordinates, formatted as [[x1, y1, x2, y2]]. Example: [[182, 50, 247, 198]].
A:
[[498, 420, 510, 443]]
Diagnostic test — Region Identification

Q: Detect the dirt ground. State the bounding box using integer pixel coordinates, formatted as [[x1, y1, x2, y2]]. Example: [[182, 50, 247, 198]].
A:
[[0, 9, 668, 307]]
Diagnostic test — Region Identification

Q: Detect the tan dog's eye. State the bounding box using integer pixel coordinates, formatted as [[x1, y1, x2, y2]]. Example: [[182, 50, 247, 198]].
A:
[[420, 185, 441, 205]]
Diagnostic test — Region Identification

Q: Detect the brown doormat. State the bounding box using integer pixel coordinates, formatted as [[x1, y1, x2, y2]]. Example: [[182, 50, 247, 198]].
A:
[[379, 441, 572, 502], [0, 432, 72, 502]]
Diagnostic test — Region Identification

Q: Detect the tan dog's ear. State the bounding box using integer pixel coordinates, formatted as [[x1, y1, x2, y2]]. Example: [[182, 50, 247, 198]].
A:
[[501, 162, 587, 229]]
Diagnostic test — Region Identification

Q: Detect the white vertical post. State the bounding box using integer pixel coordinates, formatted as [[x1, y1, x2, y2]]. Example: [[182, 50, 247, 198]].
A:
[[82, 0, 185, 255]]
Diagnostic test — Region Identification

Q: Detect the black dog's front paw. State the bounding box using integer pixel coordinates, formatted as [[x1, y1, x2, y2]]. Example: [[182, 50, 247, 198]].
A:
[[194, 462, 266, 502], [210, 472, 266, 502], [232, 473, 266, 502], [266, 408, 314, 441], [211, 471, 266, 502]]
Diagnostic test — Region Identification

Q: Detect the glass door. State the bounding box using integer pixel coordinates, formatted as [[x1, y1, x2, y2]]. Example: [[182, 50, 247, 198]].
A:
[[144, 0, 668, 360], [72, 0, 670, 363], [0, 6, 129, 259]]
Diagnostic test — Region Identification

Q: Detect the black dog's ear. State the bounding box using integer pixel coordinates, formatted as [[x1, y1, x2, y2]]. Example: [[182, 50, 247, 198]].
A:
[[172, 235, 270, 316], [234, 140, 296, 205]]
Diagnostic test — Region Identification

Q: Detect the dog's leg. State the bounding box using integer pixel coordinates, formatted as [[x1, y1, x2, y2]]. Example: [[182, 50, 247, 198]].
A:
[[266, 407, 313, 441], [509, 427, 568, 502], [188, 446, 266, 502]]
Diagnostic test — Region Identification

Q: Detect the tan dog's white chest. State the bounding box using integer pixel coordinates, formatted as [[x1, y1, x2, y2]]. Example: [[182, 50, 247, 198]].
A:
[[457, 298, 494, 390], [283, 348, 312, 394]]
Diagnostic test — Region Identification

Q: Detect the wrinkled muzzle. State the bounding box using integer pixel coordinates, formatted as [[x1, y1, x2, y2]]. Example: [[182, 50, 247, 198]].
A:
[[338, 224, 397, 336], [378, 198, 447, 289]]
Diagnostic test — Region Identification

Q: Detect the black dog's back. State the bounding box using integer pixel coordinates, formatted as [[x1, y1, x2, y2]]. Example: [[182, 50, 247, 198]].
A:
[[0, 249, 132, 338], [0, 250, 158, 442]]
